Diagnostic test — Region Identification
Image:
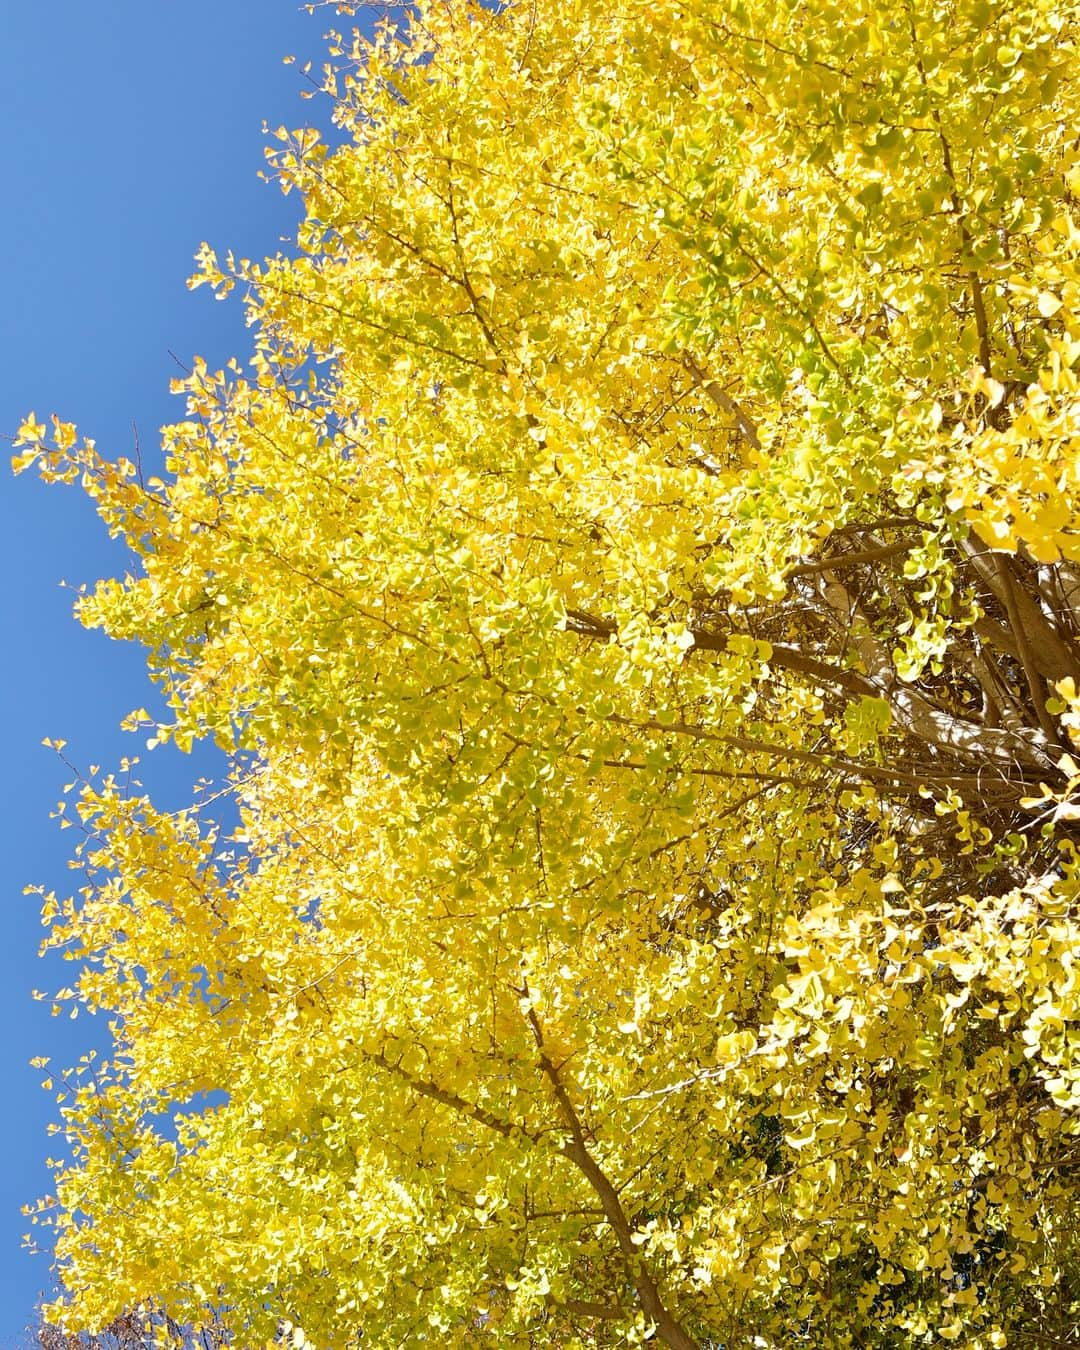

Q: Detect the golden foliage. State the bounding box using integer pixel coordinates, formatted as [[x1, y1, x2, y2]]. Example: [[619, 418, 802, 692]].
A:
[[17, 0, 1080, 1344]]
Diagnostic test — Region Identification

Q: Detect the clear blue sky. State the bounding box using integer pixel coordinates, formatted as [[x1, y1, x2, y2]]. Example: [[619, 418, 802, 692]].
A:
[[0, 4, 357, 1341]]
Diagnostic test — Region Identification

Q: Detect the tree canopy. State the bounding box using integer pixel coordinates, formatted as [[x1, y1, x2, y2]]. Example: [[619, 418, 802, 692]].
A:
[[15, 0, 1080, 1344]]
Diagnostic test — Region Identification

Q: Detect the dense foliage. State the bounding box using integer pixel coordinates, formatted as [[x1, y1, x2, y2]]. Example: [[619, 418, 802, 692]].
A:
[[16, 0, 1080, 1344]]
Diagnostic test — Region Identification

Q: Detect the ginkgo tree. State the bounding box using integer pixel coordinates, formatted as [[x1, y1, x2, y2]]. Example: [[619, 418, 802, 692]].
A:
[[15, 0, 1080, 1344]]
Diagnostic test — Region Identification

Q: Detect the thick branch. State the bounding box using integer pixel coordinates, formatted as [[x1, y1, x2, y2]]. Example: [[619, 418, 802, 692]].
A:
[[547, 1294, 625, 1322], [973, 616, 1020, 662], [565, 607, 876, 699], [366, 1048, 541, 1145], [993, 554, 1059, 745], [605, 714, 1030, 796], [787, 539, 916, 577], [564, 604, 1042, 793], [690, 628, 877, 699], [524, 1003, 699, 1350], [818, 571, 1058, 774], [962, 539, 1077, 683], [370, 1041, 698, 1346], [681, 352, 762, 451]]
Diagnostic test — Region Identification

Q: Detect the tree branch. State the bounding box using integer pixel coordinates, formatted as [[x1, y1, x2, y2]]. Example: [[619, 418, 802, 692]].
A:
[[366, 1048, 541, 1145], [523, 1000, 699, 1350], [962, 538, 1077, 682], [787, 539, 916, 577], [682, 351, 762, 451], [993, 553, 1060, 745], [546, 1294, 625, 1321], [564, 607, 876, 699]]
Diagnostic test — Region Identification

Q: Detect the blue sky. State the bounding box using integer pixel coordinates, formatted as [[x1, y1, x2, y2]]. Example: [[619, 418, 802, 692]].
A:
[[0, 3, 360, 1341]]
